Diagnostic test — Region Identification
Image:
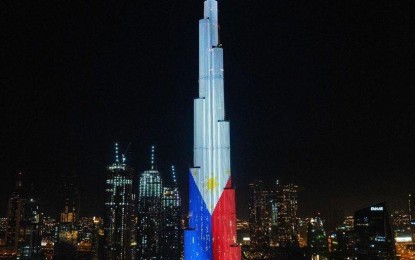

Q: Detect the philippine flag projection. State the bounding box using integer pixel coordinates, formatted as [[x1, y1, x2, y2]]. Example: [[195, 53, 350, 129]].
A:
[[184, 0, 241, 259]]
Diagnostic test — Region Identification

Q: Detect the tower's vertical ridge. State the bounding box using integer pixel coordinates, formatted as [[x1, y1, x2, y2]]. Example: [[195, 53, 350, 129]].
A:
[[185, 0, 241, 259]]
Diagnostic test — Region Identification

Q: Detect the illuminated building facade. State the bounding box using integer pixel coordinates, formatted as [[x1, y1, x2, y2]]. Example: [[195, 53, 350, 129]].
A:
[[354, 202, 395, 258], [248, 181, 271, 251], [77, 217, 105, 260], [391, 210, 412, 242], [248, 180, 299, 252], [272, 181, 299, 247], [0, 218, 7, 246], [161, 166, 182, 259], [409, 193, 415, 241], [328, 216, 356, 258], [55, 175, 79, 259], [136, 168, 162, 259], [40, 216, 56, 258], [104, 143, 134, 260], [5, 175, 25, 255], [307, 215, 328, 260], [3, 174, 42, 259], [21, 187, 41, 259], [185, 0, 240, 258]]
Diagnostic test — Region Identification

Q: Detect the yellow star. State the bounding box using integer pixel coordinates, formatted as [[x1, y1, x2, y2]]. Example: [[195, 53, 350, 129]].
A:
[[206, 177, 218, 191]]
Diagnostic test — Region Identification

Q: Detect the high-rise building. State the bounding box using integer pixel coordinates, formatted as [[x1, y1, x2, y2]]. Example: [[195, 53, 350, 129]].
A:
[[20, 186, 41, 259], [136, 148, 183, 259], [307, 215, 328, 260], [391, 210, 412, 243], [184, 0, 241, 258], [136, 145, 163, 259], [272, 181, 299, 248], [409, 193, 415, 241], [5, 173, 25, 255], [248, 179, 299, 252], [3, 173, 42, 259], [328, 215, 356, 258], [40, 216, 56, 259], [0, 218, 7, 246], [77, 216, 105, 260], [55, 175, 79, 259], [354, 202, 395, 259], [161, 166, 182, 259], [104, 143, 134, 260], [248, 180, 271, 251]]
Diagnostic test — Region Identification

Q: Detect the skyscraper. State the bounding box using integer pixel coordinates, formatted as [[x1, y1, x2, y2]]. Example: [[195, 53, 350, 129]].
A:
[[136, 147, 163, 259], [354, 202, 395, 259], [248, 180, 271, 251], [161, 166, 182, 259], [21, 185, 41, 259], [272, 181, 299, 248], [307, 215, 328, 260], [185, 0, 241, 259], [4, 173, 42, 259], [5, 173, 26, 256], [248, 180, 299, 252], [104, 143, 134, 260], [55, 175, 79, 259]]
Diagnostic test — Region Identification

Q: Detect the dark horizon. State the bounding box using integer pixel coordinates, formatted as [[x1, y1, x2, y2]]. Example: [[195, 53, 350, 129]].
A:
[[1, 0, 412, 230]]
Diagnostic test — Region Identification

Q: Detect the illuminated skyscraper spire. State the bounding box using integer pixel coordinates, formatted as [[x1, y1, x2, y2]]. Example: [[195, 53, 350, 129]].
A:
[[115, 142, 120, 164], [185, 0, 241, 259], [171, 165, 177, 186], [151, 145, 156, 170], [105, 143, 133, 259]]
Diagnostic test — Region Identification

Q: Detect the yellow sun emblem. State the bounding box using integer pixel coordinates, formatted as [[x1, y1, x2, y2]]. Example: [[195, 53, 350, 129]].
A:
[[206, 177, 218, 191]]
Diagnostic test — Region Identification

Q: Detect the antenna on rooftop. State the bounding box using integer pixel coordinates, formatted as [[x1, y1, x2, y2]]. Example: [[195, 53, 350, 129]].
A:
[[150, 145, 155, 170]]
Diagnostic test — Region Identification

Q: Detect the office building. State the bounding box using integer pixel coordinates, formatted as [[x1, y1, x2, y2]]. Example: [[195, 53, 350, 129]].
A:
[[307, 215, 328, 260], [104, 143, 134, 260], [248, 180, 299, 251], [354, 202, 395, 258]]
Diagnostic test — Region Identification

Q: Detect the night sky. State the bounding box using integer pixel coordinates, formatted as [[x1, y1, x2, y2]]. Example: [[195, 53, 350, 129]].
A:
[[1, 0, 412, 229]]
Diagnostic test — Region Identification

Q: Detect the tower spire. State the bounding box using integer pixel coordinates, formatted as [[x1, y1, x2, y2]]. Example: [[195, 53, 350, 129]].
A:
[[115, 142, 120, 164], [150, 145, 155, 170], [171, 165, 177, 186]]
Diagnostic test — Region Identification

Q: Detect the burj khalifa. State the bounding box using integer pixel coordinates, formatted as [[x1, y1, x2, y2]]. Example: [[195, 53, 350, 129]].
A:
[[184, 0, 241, 259]]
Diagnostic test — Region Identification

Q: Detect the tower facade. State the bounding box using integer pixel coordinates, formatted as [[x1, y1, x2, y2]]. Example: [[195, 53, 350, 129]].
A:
[[136, 169, 163, 259], [104, 143, 134, 260], [5, 176, 25, 253], [55, 175, 79, 259], [354, 202, 395, 258], [161, 186, 181, 259], [185, 0, 241, 259]]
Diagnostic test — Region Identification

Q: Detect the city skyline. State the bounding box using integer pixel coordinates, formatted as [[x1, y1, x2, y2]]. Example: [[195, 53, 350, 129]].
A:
[[2, 0, 412, 228]]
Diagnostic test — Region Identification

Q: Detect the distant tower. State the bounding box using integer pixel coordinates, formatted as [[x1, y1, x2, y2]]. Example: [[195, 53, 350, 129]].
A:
[[136, 145, 163, 259], [273, 181, 299, 247], [354, 202, 395, 258], [55, 175, 79, 259], [21, 185, 41, 259], [307, 214, 328, 259], [248, 180, 271, 250], [410, 193, 415, 241], [104, 143, 134, 260], [185, 0, 241, 258], [5, 173, 25, 254], [161, 165, 182, 259], [5, 173, 42, 259], [248, 180, 299, 250]]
